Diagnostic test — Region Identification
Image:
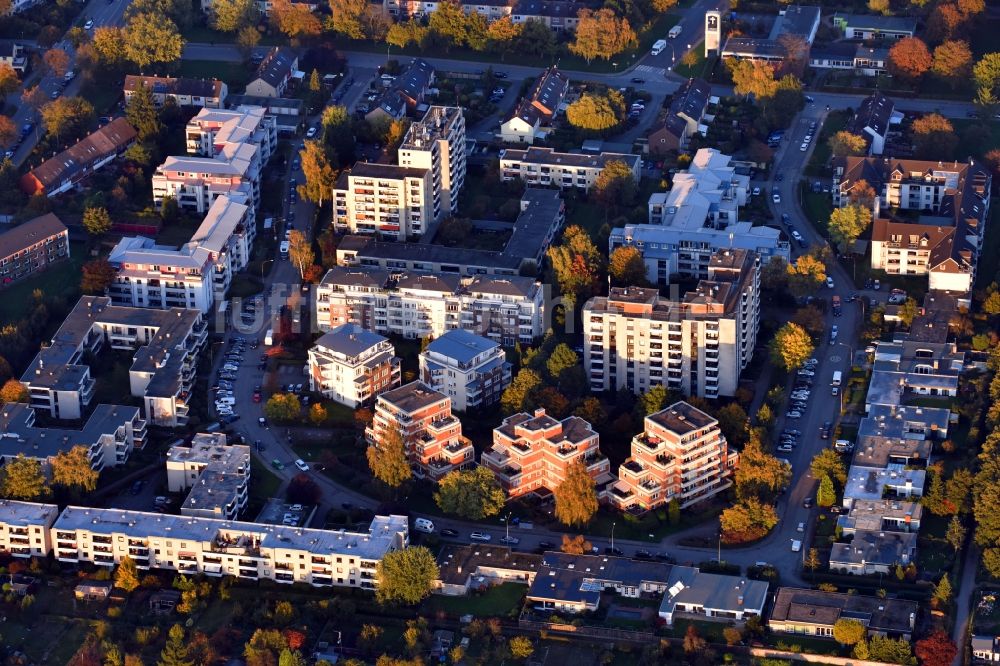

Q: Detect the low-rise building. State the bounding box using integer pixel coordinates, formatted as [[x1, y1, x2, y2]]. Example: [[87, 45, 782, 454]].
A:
[[366, 381, 474, 480], [435, 543, 541, 596], [124, 75, 228, 108], [366, 59, 435, 122], [307, 324, 401, 408], [0, 500, 59, 559], [0, 402, 146, 469], [647, 78, 713, 154], [829, 530, 918, 575], [20, 296, 207, 427], [607, 402, 737, 512], [481, 408, 610, 498], [0, 40, 26, 72], [419, 329, 511, 411], [721, 4, 821, 64], [846, 92, 898, 156], [837, 499, 922, 536], [52, 507, 409, 588], [583, 249, 760, 399], [526, 552, 672, 614], [832, 13, 917, 40], [226, 95, 304, 134], [500, 66, 569, 144], [166, 433, 250, 520], [658, 565, 768, 626], [842, 465, 925, 509], [500, 147, 640, 191], [769, 587, 918, 639], [244, 47, 298, 98], [865, 340, 965, 410], [0, 213, 69, 288], [972, 636, 1000, 663], [809, 43, 890, 76], [20, 119, 137, 197]]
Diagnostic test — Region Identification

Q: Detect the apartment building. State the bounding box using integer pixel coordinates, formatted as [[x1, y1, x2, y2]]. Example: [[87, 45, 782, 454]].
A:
[[0, 501, 58, 559], [658, 566, 768, 626], [226, 95, 304, 134], [51, 506, 409, 588], [866, 340, 965, 410], [398, 106, 467, 219], [500, 66, 569, 144], [109, 195, 254, 314], [613, 149, 788, 284], [721, 4, 820, 64], [124, 75, 228, 109], [316, 267, 545, 345], [845, 92, 898, 156], [167, 433, 250, 520], [419, 329, 511, 411], [365, 381, 474, 480], [0, 402, 147, 470], [834, 156, 991, 293], [20, 296, 207, 427], [500, 147, 640, 191], [607, 402, 736, 512], [307, 324, 401, 408], [583, 249, 760, 399], [0, 213, 69, 288], [20, 118, 137, 197], [482, 408, 610, 498], [185, 106, 277, 164]]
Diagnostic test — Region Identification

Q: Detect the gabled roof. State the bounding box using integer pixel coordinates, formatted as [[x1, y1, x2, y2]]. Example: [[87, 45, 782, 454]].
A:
[[23, 118, 136, 191], [314, 323, 389, 358], [850, 91, 894, 140], [124, 75, 226, 100], [250, 47, 297, 90], [505, 66, 568, 127], [0, 213, 67, 260]]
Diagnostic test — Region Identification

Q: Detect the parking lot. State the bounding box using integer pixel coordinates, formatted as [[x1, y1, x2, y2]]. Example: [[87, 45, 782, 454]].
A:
[[256, 497, 317, 528]]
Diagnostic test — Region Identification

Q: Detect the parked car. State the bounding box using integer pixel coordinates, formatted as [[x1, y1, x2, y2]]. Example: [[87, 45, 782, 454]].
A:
[[271, 459, 285, 470], [294, 459, 309, 472], [470, 532, 492, 542], [500, 535, 520, 545], [440, 529, 459, 537]]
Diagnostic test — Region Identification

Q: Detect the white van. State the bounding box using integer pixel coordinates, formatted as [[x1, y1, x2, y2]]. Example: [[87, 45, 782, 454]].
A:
[[414, 518, 435, 534], [651, 39, 667, 55], [831, 370, 842, 386], [279, 241, 290, 259], [668, 24, 682, 38], [791, 539, 802, 552]]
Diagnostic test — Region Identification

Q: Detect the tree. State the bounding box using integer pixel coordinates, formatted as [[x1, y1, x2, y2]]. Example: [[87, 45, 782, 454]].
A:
[[91, 27, 126, 68], [932, 574, 952, 606], [828, 131, 868, 157], [926, 2, 964, 42], [286, 473, 321, 505], [683, 625, 707, 656], [513, 19, 556, 59], [730, 59, 778, 100], [816, 474, 836, 507], [609, 246, 647, 286], [791, 305, 826, 338], [508, 636, 533, 660], [888, 37, 932, 82], [946, 515, 966, 551], [769, 322, 814, 371], [123, 13, 184, 68], [545, 343, 579, 381], [386, 20, 427, 49], [270, 0, 322, 39], [126, 82, 161, 141], [719, 498, 778, 543], [209, 0, 256, 31], [638, 385, 669, 416], [828, 204, 871, 252], [42, 48, 71, 78], [804, 548, 821, 573], [931, 39, 973, 89], [41, 96, 96, 143], [327, 0, 367, 39], [565, 91, 625, 131], [308, 402, 327, 426], [716, 403, 749, 448], [264, 393, 300, 423], [82, 206, 112, 237], [0, 378, 28, 404], [733, 434, 791, 501], [367, 424, 412, 488], [570, 9, 637, 63], [375, 546, 438, 605], [915, 631, 957, 666], [81, 259, 116, 295], [287, 230, 314, 279], [486, 16, 521, 53], [298, 140, 336, 206], [1, 455, 45, 500], [434, 467, 506, 520], [898, 298, 919, 328], [867, 0, 889, 12], [594, 160, 637, 209], [321, 105, 355, 165], [547, 225, 602, 303], [0, 63, 18, 98], [51, 445, 99, 492], [501, 368, 541, 414], [427, 0, 468, 48], [786, 254, 827, 299], [158, 624, 193, 666], [974, 52, 1000, 96], [554, 460, 598, 527], [115, 555, 141, 593], [0, 115, 13, 151], [560, 534, 593, 554], [867, 635, 914, 664], [811, 449, 847, 486], [912, 113, 958, 159], [278, 650, 307, 666], [358, 624, 383, 655], [236, 25, 261, 59], [832, 618, 866, 646]]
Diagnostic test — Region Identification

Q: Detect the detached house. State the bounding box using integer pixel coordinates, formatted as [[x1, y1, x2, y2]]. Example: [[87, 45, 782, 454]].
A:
[[244, 47, 298, 98], [647, 78, 713, 154], [500, 66, 569, 144]]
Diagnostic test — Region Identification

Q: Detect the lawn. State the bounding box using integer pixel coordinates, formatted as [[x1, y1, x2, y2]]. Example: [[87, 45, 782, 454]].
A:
[[79, 78, 121, 114], [799, 184, 833, 237], [671, 41, 707, 78], [250, 456, 282, 501], [976, 198, 1000, 289], [0, 240, 86, 322], [177, 60, 253, 89], [422, 582, 526, 618], [803, 110, 850, 178], [952, 119, 1000, 161]]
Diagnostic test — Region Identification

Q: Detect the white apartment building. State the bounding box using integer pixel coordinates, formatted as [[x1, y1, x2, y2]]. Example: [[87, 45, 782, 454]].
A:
[[307, 324, 402, 408], [0, 500, 58, 559], [334, 106, 465, 240], [398, 105, 466, 219], [316, 267, 546, 345], [583, 249, 760, 399], [186, 106, 277, 164], [419, 329, 512, 411], [500, 147, 641, 191], [21, 296, 208, 427], [167, 433, 250, 520], [109, 195, 254, 314], [612, 148, 789, 284], [51, 506, 409, 588], [0, 402, 147, 470]]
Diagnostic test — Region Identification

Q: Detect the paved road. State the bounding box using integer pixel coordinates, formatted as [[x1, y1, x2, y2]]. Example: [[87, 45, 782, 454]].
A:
[[952, 544, 979, 665]]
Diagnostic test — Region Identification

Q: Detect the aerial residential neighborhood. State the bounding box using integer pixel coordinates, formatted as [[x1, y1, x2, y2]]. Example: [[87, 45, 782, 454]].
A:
[[0, 0, 996, 664]]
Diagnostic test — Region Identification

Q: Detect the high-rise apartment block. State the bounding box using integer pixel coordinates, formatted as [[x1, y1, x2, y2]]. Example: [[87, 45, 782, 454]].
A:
[[307, 324, 401, 407], [398, 105, 466, 218], [583, 248, 760, 399], [166, 433, 250, 520], [418, 329, 511, 411]]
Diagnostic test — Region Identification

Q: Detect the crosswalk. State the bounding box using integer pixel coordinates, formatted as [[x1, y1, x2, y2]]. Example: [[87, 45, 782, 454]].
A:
[[632, 64, 666, 76]]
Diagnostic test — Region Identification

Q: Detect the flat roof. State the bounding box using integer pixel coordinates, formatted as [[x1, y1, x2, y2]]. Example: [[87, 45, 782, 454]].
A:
[[770, 587, 917, 633], [0, 499, 59, 527], [0, 402, 141, 460], [647, 402, 717, 435], [436, 543, 541, 585], [424, 329, 500, 365], [314, 324, 389, 358], [528, 552, 672, 605], [660, 566, 768, 616], [377, 380, 448, 414]]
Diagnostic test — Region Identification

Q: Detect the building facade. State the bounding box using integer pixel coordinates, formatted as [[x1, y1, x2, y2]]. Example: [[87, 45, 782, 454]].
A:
[[124, 75, 228, 108], [166, 433, 250, 520], [307, 324, 401, 407], [418, 329, 511, 411], [20, 119, 137, 197], [0, 213, 69, 288], [0, 501, 58, 559], [398, 105, 467, 219], [500, 147, 640, 191]]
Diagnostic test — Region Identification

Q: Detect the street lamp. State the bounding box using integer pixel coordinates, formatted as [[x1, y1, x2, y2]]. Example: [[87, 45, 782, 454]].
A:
[[504, 511, 512, 542], [260, 259, 273, 278], [610, 521, 616, 553]]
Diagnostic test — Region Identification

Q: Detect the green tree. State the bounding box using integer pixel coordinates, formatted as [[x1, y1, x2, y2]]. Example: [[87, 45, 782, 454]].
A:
[[827, 131, 868, 157], [733, 434, 791, 501], [811, 449, 847, 486], [126, 82, 161, 141], [509, 636, 533, 660], [866, 634, 914, 664], [51, 445, 99, 492], [123, 13, 184, 68], [545, 343, 579, 381], [209, 0, 256, 31], [933, 574, 952, 606], [832, 618, 866, 646], [554, 460, 599, 527], [321, 104, 355, 166], [547, 225, 602, 304], [594, 160, 637, 209], [769, 322, 814, 371], [565, 91, 625, 131], [367, 424, 412, 488], [386, 20, 428, 49], [41, 96, 95, 143], [91, 26, 126, 68], [486, 15, 521, 53], [427, 0, 468, 49], [82, 206, 112, 237], [898, 298, 919, 328], [434, 467, 506, 520], [668, 497, 681, 525], [375, 546, 438, 605], [81, 258, 116, 295], [828, 205, 871, 252], [638, 385, 669, 416], [569, 8, 637, 62], [157, 624, 193, 666], [501, 368, 541, 415], [298, 140, 336, 206], [816, 474, 836, 507], [0, 454, 46, 500], [308, 403, 327, 426], [236, 25, 261, 58], [327, 0, 366, 39], [609, 246, 647, 286], [115, 555, 141, 593], [974, 52, 1000, 96], [716, 403, 749, 448], [264, 393, 301, 423], [946, 515, 966, 551], [513, 19, 556, 58], [983, 286, 1000, 316]]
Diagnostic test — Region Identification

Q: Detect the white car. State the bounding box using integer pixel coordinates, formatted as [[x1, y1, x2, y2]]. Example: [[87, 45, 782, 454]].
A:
[[294, 459, 309, 472], [790, 230, 804, 242], [786, 411, 802, 419], [800, 143, 808, 151], [797, 522, 805, 532], [305, 127, 318, 139], [500, 535, 520, 545], [470, 532, 492, 542], [777, 444, 793, 453], [752, 186, 761, 196], [797, 370, 815, 377], [289, 504, 304, 512], [84, 19, 94, 29], [832, 386, 839, 396], [825, 277, 834, 288], [772, 193, 781, 203]]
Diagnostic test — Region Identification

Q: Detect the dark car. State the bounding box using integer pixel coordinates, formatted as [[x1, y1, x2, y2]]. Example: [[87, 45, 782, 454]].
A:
[[537, 541, 554, 550], [604, 547, 624, 556], [634, 549, 653, 559], [803, 497, 814, 509], [630, 77, 645, 84], [129, 480, 144, 495], [494, 71, 508, 79], [441, 529, 459, 537], [820, 421, 832, 439]]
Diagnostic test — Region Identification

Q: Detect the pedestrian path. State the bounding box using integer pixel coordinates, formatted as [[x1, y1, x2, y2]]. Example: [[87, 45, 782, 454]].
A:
[[632, 64, 666, 76]]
